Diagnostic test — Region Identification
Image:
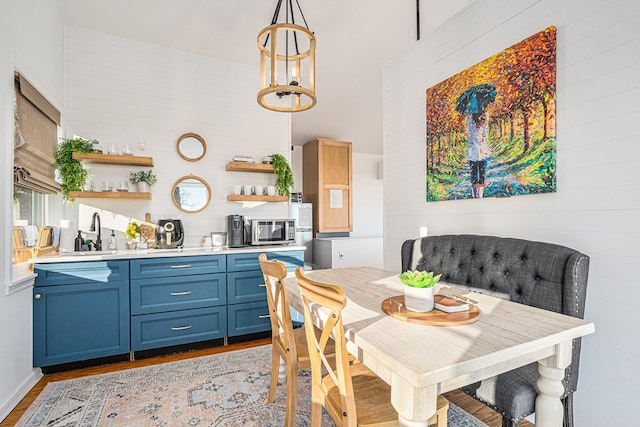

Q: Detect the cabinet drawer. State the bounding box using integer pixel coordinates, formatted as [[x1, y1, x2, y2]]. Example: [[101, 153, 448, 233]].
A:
[[227, 301, 271, 337], [227, 270, 266, 304], [227, 250, 304, 272], [130, 255, 225, 279], [131, 306, 227, 351], [130, 273, 226, 315], [35, 261, 129, 286], [33, 280, 130, 366]]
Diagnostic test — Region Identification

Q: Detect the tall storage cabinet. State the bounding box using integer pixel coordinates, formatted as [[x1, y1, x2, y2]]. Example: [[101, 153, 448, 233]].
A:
[[303, 138, 353, 235]]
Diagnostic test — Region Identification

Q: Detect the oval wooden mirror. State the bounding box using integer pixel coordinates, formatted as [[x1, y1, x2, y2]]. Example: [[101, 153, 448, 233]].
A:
[[171, 175, 211, 213], [176, 132, 207, 162]]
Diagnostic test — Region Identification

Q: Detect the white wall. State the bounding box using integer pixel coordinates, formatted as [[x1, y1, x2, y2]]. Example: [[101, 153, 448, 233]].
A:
[[63, 27, 292, 247], [383, 0, 639, 425], [0, 0, 65, 421]]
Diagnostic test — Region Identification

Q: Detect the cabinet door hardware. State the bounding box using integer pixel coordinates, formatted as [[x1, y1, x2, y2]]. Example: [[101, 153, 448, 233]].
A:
[[170, 325, 193, 331], [170, 264, 192, 269], [170, 290, 192, 296]]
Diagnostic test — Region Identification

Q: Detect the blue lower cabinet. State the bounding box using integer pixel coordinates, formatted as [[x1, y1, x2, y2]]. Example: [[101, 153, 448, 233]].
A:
[[33, 280, 130, 366], [227, 250, 304, 272], [227, 301, 271, 337], [227, 270, 267, 304], [131, 306, 227, 351], [130, 273, 226, 315]]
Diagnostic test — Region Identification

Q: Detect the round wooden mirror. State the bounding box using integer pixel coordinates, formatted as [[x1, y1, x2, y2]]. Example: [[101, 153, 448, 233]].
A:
[[176, 132, 207, 162], [171, 175, 211, 213]]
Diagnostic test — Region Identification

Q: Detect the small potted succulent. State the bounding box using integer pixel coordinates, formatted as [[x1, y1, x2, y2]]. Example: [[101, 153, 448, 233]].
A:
[[129, 170, 157, 192], [399, 270, 441, 312]]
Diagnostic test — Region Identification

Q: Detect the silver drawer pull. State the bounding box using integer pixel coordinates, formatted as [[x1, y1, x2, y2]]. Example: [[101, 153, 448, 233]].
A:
[[258, 314, 271, 319], [170, 291, 192, 296], [171, 325, 193, 331], [170, 264, 192, 269], [259, 284, 267, 287]]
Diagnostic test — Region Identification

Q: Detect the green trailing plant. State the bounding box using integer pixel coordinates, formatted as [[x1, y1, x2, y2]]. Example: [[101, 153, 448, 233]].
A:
[[271, 153, 294, 197], [129, 170, 157, 186], [54, 137, 97, 204]]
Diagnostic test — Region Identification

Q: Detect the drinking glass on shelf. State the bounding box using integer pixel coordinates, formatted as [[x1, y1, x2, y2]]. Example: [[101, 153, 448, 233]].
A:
[[117, 181, 129, 192], [108, 143, 118, 155], [123, 143, 132, 155]]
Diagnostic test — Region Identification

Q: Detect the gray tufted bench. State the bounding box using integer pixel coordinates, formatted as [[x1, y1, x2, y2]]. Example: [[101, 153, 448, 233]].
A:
[[401, 234, 589, 427]]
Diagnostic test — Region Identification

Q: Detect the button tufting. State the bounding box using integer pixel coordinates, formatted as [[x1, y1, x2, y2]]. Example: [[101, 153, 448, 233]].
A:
[[494, 253, 499, 259], [459, 263, 464, 269], [490, 284, 496, 290], [450, 248, 455, 254], [504, 270, 509, 276], [521, 254, 527, 261], [466, 278, 471, 285], [535, 275, 541, 281], [480, 266, 484, 272], [517, 288, 523, 295]]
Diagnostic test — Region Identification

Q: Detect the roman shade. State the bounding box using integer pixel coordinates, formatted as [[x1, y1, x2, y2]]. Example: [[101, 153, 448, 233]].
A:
[[13, 72, 61, 194]]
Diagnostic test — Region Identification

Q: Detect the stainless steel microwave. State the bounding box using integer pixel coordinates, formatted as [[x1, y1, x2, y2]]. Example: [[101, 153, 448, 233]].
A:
[[246, 219, 296, 245]]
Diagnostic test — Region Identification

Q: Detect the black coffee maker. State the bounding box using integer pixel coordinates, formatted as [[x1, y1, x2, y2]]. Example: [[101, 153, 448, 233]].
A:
[[155, 219, 184, 249], [226, 215, 246, 247]]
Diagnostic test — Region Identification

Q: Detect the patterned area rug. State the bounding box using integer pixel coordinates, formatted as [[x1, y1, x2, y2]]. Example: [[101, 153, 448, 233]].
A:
[[16, 345, 487, 426]]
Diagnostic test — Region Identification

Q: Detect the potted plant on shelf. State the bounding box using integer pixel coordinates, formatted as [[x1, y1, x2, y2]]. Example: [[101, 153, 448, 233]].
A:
[[129, 170, 157, 192], [54, 137, 99, 204], [399, 270, 442, 312], [271, 153, 294, 198]]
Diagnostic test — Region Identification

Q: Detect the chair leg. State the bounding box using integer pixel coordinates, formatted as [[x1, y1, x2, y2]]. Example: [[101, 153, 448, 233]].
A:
[[267, 349, 279, 404], [310, 393, 323, 427], [502, 417, 519, 427], [284, 361, 298, 427], [562, 394, 574, 427]]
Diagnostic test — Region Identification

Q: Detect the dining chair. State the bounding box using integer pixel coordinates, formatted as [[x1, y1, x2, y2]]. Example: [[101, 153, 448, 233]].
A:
[[258, 254, 335, 427], [295, 267, 449, 427]]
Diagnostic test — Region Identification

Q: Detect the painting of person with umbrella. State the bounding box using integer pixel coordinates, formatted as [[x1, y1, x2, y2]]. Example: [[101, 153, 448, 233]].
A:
[[456, 84, 496, 198]]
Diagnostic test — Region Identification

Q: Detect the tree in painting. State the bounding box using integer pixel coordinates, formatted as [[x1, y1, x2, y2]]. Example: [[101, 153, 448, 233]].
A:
[[426, 26, 556, 201]]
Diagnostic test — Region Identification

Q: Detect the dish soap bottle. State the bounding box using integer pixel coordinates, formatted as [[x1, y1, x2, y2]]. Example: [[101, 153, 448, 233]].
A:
[[74, 231, 83, 251], [107, 229, 117, 250]]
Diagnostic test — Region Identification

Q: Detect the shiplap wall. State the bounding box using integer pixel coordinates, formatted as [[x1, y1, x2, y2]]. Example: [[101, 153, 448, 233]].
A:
[[383, 0, 639, 425], [64, 27, 291, 247]]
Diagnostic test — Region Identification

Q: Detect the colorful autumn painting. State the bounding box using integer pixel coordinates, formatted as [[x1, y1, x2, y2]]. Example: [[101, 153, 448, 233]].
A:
[[426, 26, 556, 201]]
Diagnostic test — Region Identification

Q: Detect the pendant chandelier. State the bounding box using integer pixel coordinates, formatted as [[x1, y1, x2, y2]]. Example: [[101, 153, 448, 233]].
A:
[[257, 0, 316, 112]]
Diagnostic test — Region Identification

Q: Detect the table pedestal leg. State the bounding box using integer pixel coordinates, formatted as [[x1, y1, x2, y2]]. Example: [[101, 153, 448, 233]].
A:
[[535, 341, 571, 427], [390, 372, 436, 427]]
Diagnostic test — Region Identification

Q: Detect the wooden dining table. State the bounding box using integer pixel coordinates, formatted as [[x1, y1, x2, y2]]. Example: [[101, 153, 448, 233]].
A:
[[284, 267, 595, 427]]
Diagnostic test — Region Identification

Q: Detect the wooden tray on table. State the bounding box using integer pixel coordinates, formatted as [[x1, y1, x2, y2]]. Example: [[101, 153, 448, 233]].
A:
[[381, 295, 480, 326]]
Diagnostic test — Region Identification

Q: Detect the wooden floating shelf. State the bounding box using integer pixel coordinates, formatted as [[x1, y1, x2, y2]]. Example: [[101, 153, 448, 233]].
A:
[[225, 162, 274, 173], [72, 152, 154, 167], [69, 191, 152, 199], [227, 195, 288, 202]]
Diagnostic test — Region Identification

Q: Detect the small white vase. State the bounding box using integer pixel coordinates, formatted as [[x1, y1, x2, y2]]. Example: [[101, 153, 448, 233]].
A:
[[404, 285, 435, 312], [137, 181, 149, 192]]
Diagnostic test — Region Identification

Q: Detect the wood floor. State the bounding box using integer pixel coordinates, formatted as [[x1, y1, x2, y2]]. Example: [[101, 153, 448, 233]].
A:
[[1, 338, 533, 427]]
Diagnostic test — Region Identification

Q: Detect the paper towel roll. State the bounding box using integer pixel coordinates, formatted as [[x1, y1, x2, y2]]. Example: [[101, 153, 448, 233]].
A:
[[59, 219, 77, 252]]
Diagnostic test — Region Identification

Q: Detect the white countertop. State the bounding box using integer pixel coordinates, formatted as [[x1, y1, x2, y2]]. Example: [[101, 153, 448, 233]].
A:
[[30, 245, 307, 264]]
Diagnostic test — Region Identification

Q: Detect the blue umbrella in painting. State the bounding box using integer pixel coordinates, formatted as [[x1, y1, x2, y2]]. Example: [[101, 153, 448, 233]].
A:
[[455, 84, 497, 115]]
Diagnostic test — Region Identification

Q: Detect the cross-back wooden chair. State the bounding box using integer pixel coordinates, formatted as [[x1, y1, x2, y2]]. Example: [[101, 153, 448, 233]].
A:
[[258, 254, 335, 427], [295, 268, 449, 427]]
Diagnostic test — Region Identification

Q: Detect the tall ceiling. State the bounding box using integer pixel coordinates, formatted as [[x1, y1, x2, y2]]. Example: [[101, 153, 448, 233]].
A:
[[55, 0, 472, 154]]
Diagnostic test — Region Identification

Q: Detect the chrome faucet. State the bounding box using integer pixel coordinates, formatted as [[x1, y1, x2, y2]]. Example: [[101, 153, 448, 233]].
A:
[[89, 212, 102, 251]]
